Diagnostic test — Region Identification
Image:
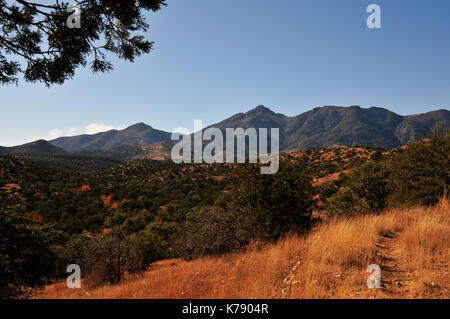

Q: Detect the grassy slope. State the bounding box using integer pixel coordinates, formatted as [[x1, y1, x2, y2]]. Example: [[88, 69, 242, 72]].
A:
[[38, 197, 449, 299]]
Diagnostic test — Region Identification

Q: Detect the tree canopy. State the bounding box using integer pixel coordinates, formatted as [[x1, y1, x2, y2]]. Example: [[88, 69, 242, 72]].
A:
[[0, 0, 166, 85]]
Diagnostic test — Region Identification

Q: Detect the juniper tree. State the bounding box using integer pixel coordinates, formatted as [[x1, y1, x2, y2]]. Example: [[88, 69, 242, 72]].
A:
[[0, 0, 166, 85]]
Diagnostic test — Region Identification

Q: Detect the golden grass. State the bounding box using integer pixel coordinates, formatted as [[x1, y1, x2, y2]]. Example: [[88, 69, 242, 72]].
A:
[[37, 198, 449, 299], [38, 236, 304, 299], [395, 199, 450, 298], [289, 197, 449, 299]]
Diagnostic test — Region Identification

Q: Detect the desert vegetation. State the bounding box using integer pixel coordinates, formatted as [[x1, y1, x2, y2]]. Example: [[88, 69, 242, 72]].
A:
[[1, 131, 448, 298], [36, 196, 449, 299]]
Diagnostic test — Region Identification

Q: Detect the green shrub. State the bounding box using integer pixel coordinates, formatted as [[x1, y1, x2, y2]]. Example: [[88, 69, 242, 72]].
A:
[[0, 207, 60, 298], [326, 161, 390, 215], [388, 131, 449, 206], [232, 162, 317, 240]]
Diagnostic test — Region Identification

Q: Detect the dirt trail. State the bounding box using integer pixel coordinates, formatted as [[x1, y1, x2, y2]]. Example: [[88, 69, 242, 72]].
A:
[[376, 230, 413, 298], [277, 229, 413, 299]]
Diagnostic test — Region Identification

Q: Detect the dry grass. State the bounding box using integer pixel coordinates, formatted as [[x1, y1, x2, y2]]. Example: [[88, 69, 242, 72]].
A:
[[288, 197, 449, 299], [38, 236, 304, 299], [37, 198, 449, 299], [395, 198, 450, 298]]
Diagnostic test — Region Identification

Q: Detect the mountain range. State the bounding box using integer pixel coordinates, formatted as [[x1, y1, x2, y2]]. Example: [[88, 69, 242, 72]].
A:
[[1, 105, 449, 161]]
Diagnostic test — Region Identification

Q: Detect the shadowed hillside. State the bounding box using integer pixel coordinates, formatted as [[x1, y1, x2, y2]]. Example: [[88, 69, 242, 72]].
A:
[[210, 105, 449, 150], [0, 140, 66, 155]]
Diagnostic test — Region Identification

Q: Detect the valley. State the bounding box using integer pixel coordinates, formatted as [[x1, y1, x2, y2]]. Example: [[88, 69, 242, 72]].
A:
[[0, 106, 448, 299]]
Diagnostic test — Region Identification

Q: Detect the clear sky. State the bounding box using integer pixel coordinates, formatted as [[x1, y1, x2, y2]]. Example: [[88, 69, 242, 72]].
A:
[[1, 0, 449, 146]]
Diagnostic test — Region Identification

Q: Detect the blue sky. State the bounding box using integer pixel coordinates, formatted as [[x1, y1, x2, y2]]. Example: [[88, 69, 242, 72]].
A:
[[1, 0, 449, 146]]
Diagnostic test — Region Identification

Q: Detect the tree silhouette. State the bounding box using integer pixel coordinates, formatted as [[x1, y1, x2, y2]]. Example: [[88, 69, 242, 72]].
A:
[[0, 0, 166, 85]]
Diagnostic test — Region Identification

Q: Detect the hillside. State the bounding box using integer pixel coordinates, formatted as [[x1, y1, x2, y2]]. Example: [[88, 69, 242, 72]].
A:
[[49, 123, 171, 152], [81, 141, 174, 162], [0, 154, 232, 232], [210, 105, 449, 150], [0, 140, 66, 155], [395, 109, 450, 144], [37, 197, 449, 299], [0, 143, 421, 235], [14, 153, 123, 172]]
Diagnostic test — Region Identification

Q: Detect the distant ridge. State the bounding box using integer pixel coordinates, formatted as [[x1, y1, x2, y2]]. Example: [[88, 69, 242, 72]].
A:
[[49, 123, 171, 152], [0, 140, 66, 155], [205, 105, 449, 150], [3, 105, 449, 156]]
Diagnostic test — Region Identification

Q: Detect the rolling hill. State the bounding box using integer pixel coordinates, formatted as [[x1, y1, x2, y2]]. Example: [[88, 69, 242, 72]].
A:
[[0, 139, 66, 155], [49, 122, 171, 152], [80, 141, 174, 162]]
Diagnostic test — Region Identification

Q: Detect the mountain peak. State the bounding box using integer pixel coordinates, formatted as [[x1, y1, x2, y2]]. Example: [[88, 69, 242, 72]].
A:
[[125, 122, 152, 130], [247, 105, 274, 114], [31, 139, 49, 144]]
